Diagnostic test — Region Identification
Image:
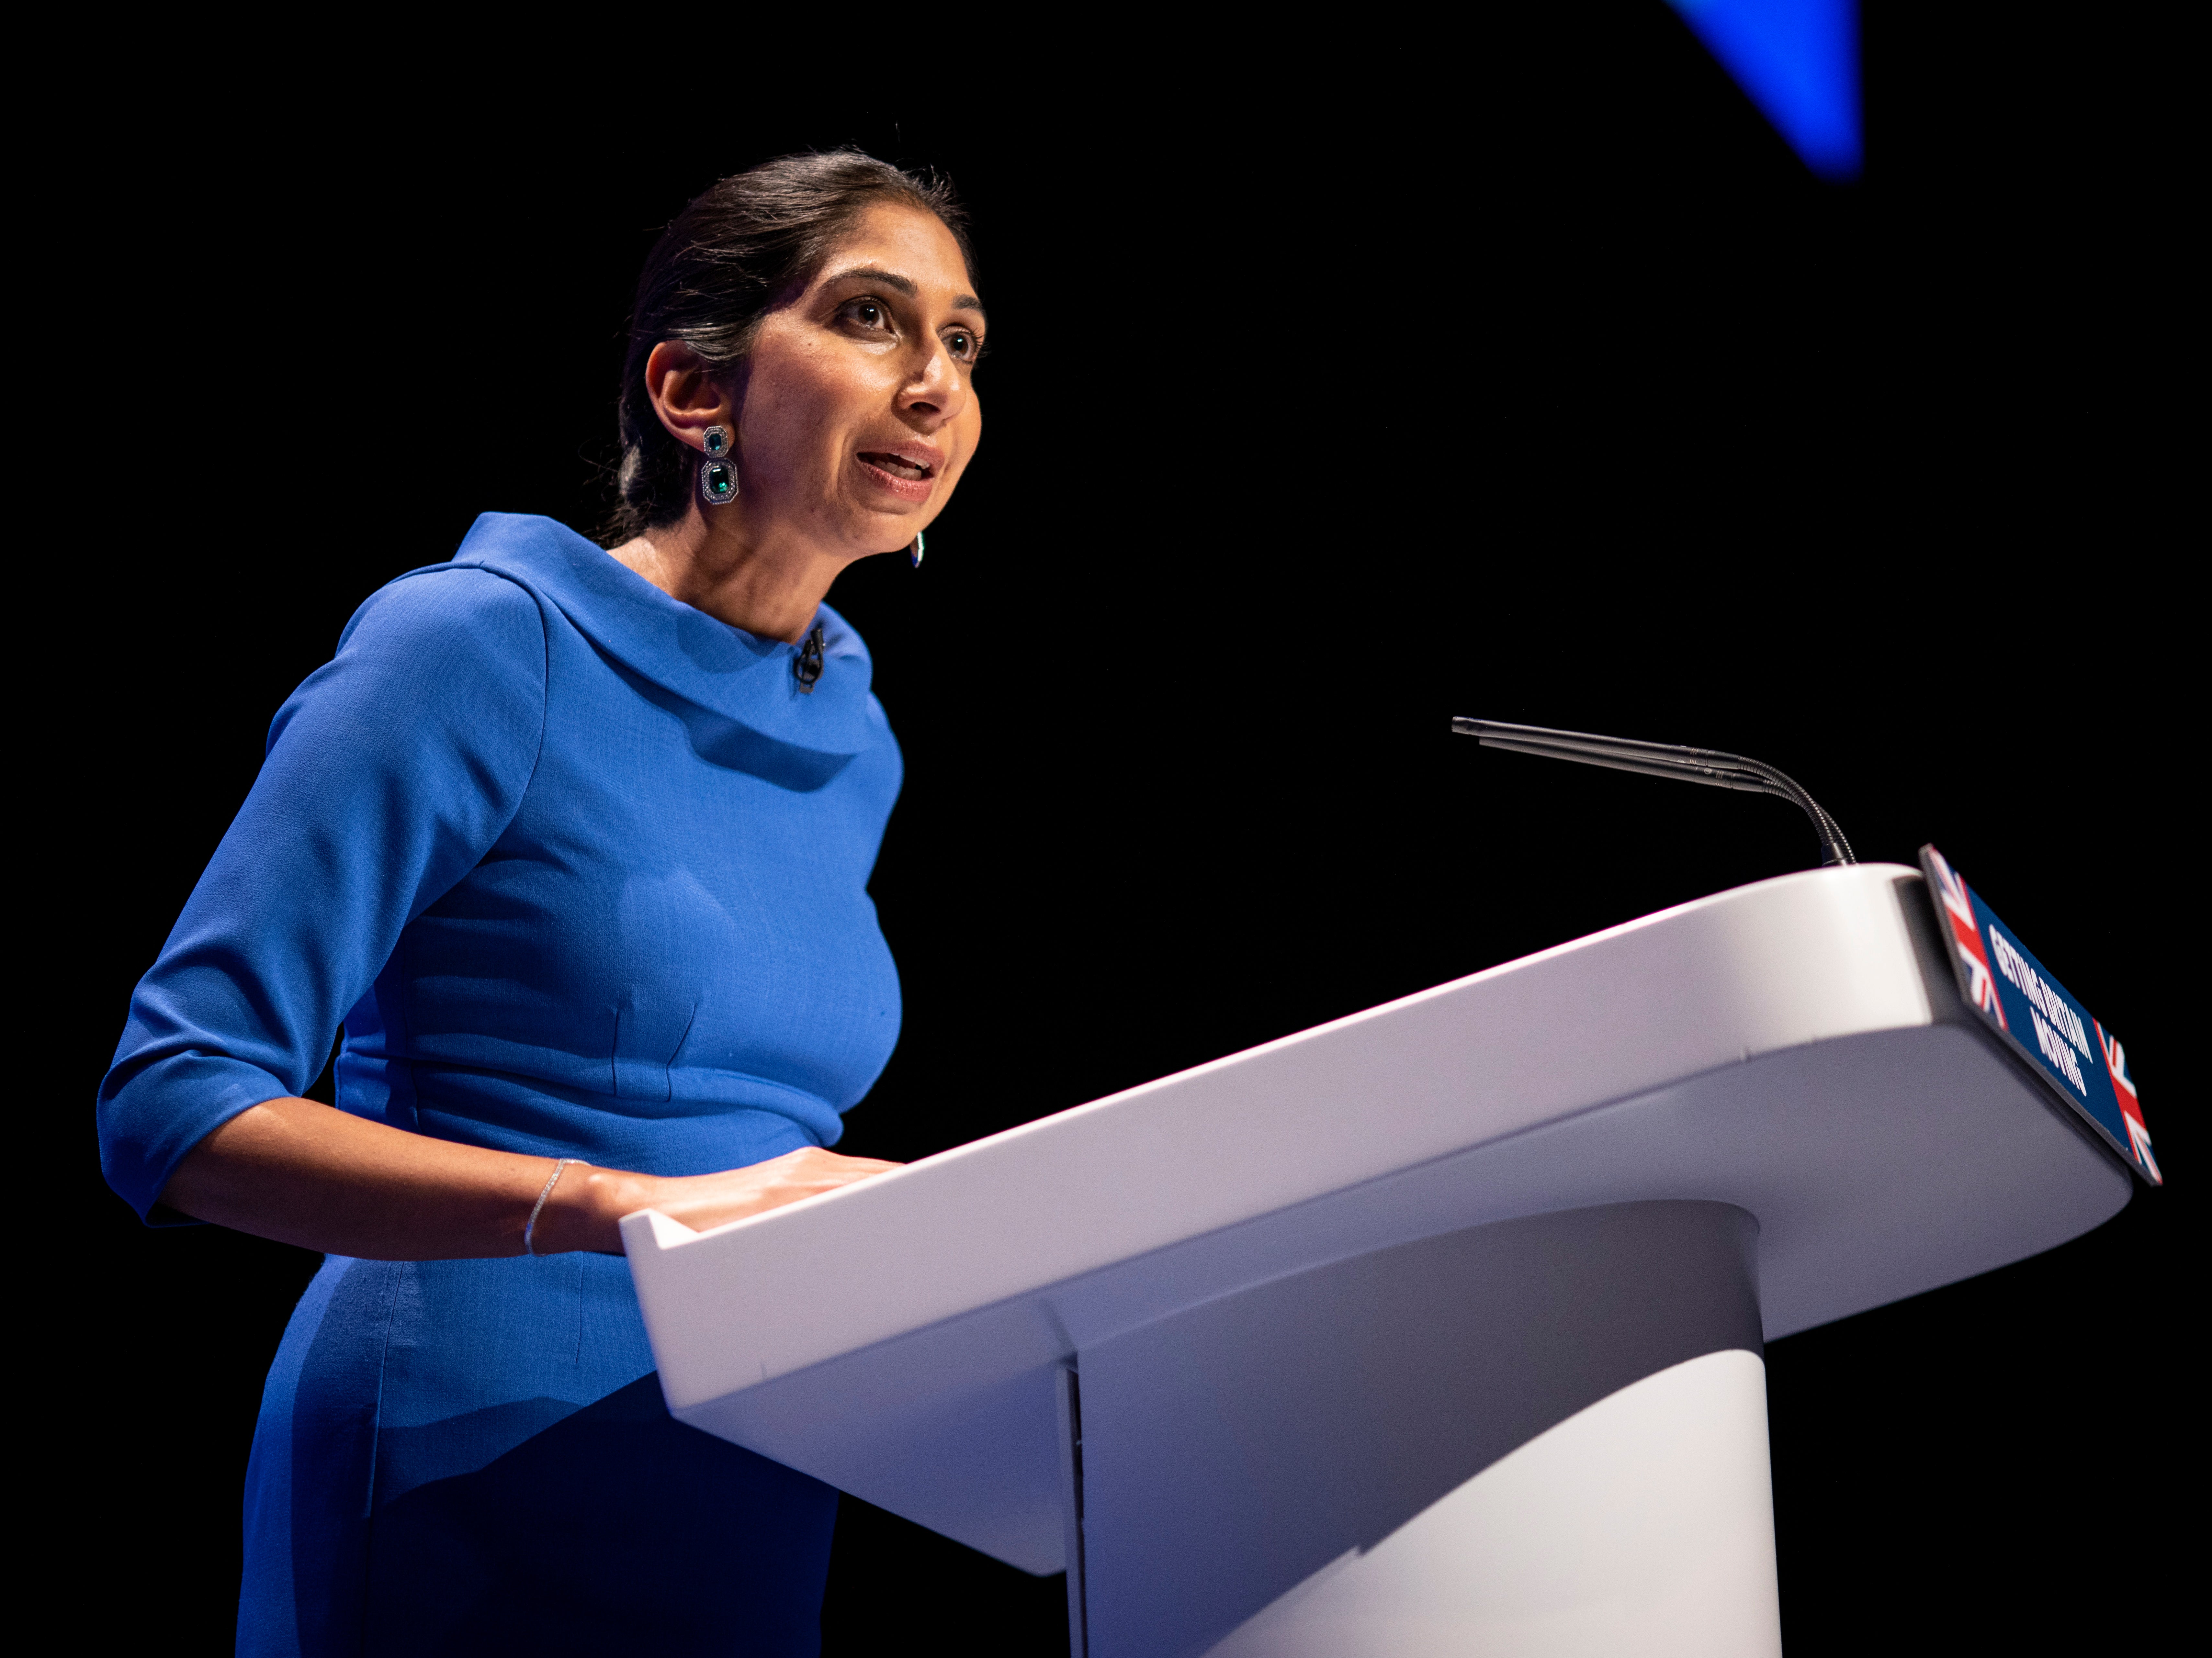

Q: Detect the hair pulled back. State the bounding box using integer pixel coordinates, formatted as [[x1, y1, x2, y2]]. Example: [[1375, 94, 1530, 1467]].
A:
[[607, 151, 973, 542]]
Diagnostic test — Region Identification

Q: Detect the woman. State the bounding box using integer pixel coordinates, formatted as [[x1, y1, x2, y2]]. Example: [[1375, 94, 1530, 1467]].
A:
[[97, 151, 984, 1655]]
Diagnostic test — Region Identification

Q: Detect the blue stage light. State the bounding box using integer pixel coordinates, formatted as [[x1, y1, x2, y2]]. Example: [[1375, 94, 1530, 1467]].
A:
[[1668, 0, 1862, 181]]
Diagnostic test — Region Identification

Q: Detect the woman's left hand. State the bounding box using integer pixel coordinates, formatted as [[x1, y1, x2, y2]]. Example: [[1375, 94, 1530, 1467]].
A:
[[541, 1147, 904, 1253]]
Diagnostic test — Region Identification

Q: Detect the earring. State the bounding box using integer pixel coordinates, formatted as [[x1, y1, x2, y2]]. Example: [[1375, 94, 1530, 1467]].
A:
[[699, 426, 736, 506], [909, 530, 926, 570]]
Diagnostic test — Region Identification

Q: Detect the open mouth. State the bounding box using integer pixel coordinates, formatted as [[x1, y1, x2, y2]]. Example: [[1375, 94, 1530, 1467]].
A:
[[858, 451, 936, 482]]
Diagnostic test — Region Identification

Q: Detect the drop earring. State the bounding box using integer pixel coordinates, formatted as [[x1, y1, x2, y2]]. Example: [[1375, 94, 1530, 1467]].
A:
[[699, 426, 736, 505], [909, 530, 926, 569]]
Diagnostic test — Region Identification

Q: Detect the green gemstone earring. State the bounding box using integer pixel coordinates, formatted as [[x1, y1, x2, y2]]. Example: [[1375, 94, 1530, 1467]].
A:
[[699, 426, 736, 506], [909, 530, 926, 569]]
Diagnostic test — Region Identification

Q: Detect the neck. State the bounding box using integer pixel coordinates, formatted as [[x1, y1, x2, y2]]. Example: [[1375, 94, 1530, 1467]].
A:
[[610, 503, 849, 644]]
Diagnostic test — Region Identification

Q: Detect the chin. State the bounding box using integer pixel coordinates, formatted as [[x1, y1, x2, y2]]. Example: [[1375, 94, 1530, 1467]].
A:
[[842, 510, 922, 556]]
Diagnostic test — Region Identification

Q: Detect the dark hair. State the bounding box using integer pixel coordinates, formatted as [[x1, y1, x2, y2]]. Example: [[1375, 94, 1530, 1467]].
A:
[[605, 151, 975, 543]]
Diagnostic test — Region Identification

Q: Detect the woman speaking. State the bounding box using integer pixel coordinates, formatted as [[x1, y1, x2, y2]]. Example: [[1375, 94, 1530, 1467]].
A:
[[97, 152, 982, 1655]]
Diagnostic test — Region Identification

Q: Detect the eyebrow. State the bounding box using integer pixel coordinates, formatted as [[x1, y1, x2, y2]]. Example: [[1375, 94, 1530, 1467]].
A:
[[826, 265, 987, 321]]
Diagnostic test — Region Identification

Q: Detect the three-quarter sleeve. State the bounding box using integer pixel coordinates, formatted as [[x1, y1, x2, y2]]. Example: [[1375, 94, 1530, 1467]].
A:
[[98, 566, 549, 1219]]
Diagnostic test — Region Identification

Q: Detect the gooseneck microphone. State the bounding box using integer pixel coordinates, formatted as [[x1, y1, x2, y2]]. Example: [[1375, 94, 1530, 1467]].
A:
[[1451, 718, 1857, 868]]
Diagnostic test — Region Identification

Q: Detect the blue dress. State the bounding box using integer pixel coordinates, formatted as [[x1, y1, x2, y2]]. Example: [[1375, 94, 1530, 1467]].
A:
[[98, 513, 904, 1656]]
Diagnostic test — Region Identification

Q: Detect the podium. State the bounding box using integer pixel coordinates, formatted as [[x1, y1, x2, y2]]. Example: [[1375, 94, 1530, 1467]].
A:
[[621, 865, 2134, 1656]]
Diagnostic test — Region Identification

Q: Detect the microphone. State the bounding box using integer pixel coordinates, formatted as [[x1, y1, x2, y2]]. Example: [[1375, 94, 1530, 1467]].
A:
[[794, 625, 826, 693], [1451, 718, 1857, 868]]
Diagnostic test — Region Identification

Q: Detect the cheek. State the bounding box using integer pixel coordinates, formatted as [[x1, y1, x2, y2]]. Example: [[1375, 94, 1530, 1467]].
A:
[[745, 337, 887, 461], [743, 353, 836, 473], [952, 400, 984, 476], [744, 355, 833, 451]]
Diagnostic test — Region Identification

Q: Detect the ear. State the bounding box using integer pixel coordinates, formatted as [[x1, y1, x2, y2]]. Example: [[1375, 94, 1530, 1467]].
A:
[[644, 341, 734, 450]]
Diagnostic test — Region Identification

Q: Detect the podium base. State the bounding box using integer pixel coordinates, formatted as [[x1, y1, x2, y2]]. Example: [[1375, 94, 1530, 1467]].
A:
[[1067, 1201, 1775, 1658], [1208, 1349, 1781, 1658]]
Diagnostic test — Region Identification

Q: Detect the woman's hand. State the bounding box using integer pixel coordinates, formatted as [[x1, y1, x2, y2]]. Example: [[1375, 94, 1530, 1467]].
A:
[[159, 1096, 901, 1260], [542, 1148, 902, 1253]]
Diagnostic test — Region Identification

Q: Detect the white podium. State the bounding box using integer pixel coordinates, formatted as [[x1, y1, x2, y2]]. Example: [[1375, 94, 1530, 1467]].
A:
[[621, 865, 2132, 1657]]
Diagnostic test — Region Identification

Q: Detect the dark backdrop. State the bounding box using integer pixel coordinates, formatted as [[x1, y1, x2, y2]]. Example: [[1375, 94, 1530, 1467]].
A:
[[56, 7, 2186, 1653]]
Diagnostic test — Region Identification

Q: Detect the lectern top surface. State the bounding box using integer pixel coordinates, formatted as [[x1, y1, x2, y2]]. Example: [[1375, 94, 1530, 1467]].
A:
[[626, 864, 2128, 1405]]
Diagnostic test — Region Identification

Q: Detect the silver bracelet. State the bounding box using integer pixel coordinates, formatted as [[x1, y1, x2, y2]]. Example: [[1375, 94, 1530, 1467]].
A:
[[523, 1158, 580, 1256]]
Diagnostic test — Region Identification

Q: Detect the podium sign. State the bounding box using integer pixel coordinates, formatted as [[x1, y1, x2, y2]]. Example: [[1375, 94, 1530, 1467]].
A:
[[1921, 845, 2158, 1183]]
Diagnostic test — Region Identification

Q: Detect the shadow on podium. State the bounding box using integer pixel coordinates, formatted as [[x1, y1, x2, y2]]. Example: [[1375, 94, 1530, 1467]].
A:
[[823, 1498, 1072, 1657]]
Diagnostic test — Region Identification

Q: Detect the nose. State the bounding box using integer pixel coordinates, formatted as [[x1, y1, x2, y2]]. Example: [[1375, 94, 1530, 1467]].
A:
[[895, 334, 969, 428]]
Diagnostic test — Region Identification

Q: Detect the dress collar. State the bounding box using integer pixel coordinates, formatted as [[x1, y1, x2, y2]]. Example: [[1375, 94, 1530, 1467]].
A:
[[452, 512, 876, 766]]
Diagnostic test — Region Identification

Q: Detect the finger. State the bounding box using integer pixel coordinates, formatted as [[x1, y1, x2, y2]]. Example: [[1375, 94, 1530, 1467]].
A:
[[815, 1166, 894, 1186]]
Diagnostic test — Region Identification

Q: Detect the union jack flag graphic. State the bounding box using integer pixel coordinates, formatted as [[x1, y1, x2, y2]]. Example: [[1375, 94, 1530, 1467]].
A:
[[2096, 1020, 2161, 1183], [1926, 849, 2004, 1028]]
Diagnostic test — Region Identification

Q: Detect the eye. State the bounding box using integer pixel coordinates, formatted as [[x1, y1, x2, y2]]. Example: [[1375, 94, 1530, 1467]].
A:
[[839, 297, 893, 332], [944, 329, 980, 362]]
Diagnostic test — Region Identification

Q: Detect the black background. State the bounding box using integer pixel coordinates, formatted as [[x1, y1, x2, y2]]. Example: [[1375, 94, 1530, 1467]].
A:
[[56, 6, 2186, 1653]]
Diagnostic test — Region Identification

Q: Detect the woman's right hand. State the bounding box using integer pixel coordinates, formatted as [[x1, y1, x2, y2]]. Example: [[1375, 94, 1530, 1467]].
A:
[[547, 1147, 904, 1254]]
